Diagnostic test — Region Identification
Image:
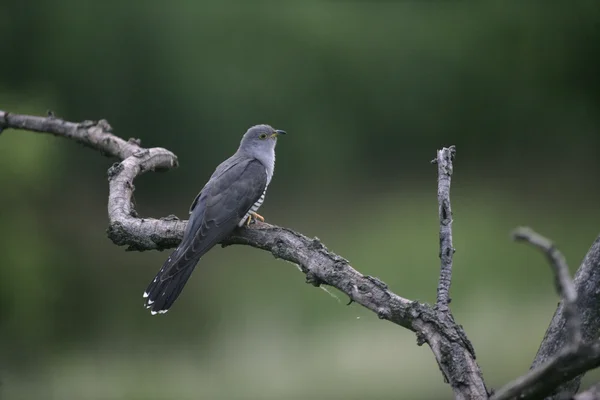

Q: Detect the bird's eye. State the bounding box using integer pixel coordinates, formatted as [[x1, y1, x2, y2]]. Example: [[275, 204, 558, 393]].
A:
[[259, 133, 267, 140]]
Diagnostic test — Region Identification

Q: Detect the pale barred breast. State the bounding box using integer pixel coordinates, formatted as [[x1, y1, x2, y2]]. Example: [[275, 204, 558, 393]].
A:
[[264, 150, 275, 186], [238, 167, 271, 227]]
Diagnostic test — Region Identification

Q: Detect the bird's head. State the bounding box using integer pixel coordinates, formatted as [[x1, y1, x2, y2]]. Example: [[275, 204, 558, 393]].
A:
[[239, 124, 286, 157]]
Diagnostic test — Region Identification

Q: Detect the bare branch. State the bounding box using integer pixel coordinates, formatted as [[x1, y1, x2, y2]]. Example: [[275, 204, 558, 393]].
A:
[[434, 145, 456, 313], [532, 235, 600, 398], [0, 110, 141, 158], [491, 228, 598, 400], [0, 110, 488, 400], [491, 341, 600, 400], [512, 227, 581, 346], [107, 147, 184, 251]]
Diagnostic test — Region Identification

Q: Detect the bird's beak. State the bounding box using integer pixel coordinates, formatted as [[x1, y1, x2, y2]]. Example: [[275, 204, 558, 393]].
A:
[[271, 129, 286, 139]]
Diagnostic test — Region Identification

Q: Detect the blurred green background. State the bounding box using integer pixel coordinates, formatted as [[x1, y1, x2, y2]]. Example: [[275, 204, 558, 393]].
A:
[[1, 1, 600, 399]]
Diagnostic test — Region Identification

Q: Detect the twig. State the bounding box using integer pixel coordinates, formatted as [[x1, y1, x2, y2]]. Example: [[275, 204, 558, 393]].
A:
[[491, 341, 600, 400], [512, 227, 581, 346], [434, 146, 456, 313], [0, 110, 488, 400], [491, 227, 589, 400], [0, 110, 141, 158], [531, 235, 600, 398]]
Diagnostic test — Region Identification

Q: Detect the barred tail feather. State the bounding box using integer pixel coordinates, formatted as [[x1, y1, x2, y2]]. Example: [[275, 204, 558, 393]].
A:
[[143, 254, 198, 315]]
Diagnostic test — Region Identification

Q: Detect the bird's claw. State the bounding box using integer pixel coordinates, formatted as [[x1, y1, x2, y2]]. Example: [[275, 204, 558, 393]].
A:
[[246, 211, 265, 226]]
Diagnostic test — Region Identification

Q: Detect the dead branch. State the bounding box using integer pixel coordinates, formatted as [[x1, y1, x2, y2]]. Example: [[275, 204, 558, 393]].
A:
[[532, 236, 600, 399], [513, 227, 581, 346], [0, 110, 488, 400], [491, 340, 600, 400], [434, 145, 456, 313], [491, 228, 600, 400], [5, 111, 600, 400]]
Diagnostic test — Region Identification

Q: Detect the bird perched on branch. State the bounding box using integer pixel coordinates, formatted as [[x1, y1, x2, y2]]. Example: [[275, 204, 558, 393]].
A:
[[143, 125, 286, 314]]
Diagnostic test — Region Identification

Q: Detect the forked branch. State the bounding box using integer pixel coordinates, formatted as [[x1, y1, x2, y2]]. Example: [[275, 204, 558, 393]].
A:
[[0, 110, 487, 400], [491, 228, 600, 400], [5, 110, 600, 399], [532, 234, 600, 399], [513, 227, 581, 346]]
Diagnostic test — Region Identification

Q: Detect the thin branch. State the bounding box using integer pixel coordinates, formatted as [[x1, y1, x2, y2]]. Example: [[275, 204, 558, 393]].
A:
[[0, 111, 142, 158], [0, 110, 488, 400], [491, 341, 600, 400], [434, 145, 456, 313], [512, 227, 581, 346], [491, 228, 592, 400], [531, 235, 600, 399]]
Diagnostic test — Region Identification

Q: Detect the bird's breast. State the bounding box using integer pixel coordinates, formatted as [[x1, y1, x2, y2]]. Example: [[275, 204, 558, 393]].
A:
[[238, 167, 270, 227]]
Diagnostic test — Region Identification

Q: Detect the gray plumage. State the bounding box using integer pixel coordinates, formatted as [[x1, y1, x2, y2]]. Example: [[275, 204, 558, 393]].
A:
[[143, 125, 286, 314]]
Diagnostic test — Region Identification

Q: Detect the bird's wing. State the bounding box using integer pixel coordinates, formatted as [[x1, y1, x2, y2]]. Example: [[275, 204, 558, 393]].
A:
[[188, 190, 203, 215], [160, 157, 267, 282], [188, 157, 243, 214]]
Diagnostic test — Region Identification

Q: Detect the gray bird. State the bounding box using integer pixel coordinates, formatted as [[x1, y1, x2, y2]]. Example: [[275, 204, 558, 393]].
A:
[[143, 125, 286, 314]]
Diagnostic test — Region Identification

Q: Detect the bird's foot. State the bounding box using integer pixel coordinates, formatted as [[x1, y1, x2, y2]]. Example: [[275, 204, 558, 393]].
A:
[[246, 211, 265, 226]]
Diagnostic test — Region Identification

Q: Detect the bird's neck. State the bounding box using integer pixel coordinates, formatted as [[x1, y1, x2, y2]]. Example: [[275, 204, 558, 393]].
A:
[[238, 148, 275, 184], [259, 149, 275, 185], [266, 151, 275, 185]]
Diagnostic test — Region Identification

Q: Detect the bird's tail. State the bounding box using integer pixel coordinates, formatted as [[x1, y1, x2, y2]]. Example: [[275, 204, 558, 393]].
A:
[[143, 252, 198, 315]]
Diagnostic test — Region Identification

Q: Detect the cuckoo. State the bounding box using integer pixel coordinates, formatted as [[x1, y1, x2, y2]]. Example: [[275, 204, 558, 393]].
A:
[[143, 125, 286, 314]]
